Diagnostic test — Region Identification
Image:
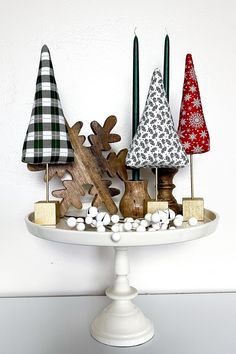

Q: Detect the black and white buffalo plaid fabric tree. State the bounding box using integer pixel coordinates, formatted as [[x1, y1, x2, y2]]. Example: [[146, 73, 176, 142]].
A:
[[126, 68, 188, 212], [22, 45, 74, 225], [22, 45, 74, 165]]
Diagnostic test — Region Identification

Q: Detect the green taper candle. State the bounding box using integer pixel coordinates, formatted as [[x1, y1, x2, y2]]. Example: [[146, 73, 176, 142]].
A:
[[163, 34, 170, 101], [132, 34, 140, 180]]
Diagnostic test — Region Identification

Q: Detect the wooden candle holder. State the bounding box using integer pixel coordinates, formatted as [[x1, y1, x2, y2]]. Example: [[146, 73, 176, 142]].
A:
[[157, 168, 180, 214], [119, 180, 151, 219]]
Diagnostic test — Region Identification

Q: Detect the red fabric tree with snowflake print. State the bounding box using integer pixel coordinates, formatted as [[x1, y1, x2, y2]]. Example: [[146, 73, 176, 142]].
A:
[[178, 54, 210, 155]]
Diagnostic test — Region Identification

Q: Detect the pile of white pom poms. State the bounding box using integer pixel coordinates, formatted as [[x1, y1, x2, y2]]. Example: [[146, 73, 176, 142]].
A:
[[66, 206, 198, 238]]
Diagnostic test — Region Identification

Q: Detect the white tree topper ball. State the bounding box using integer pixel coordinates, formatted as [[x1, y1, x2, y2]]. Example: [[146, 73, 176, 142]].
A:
[[111, 214, 120, 224], [76, 222, 86, 231], [111, 232, 121, 242], [96, 212, 111, 226], [87, 206, 98, 218], [188, 217, 198, 226], [67, 217, 77, 228]]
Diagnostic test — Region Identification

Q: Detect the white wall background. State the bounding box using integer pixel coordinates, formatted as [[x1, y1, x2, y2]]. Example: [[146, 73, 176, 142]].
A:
[[0, 0, 235, 296]]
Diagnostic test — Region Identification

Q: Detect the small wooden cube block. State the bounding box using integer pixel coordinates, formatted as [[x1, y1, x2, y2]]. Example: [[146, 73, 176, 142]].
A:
[[147, 200, 168, 214], [34, 201, 60, 225], [182, 197, 204, 221]]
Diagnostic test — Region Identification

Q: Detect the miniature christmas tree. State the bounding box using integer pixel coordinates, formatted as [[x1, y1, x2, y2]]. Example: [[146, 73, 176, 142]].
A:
[[126, 68, 188, 212], [22, 45, 74, 225], [178, 54, 210, 220]]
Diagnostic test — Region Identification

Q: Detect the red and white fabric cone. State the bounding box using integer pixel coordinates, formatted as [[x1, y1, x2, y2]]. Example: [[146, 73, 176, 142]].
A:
[[178, 54, 210, 155]]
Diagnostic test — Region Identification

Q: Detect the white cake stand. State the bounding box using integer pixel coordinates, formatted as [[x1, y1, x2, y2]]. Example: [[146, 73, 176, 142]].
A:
[[25, 209, 218, 347]]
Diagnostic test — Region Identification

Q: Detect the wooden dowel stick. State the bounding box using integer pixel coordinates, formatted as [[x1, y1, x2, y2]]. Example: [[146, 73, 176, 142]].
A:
[[155, 167, 158, 201], [46, 163, 49, 202], [190, 155, 194, 199]]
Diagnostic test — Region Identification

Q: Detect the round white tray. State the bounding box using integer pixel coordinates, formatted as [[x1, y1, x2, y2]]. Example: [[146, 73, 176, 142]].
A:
[[25, 209, 219, 347], [26, 209, 218, 247]]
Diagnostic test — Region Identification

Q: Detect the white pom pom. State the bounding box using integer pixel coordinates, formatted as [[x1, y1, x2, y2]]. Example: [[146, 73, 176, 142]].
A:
[[144, 213, 152, 222], [67, 217, 77, 228], [132, 222, 139, 230], [111, 232, 121, 242], [148, 227, 156, 232], [76, 217, 84, 223], [96, 212, 111, 226], [97, 225, 106, 232], [152, 223, 160, 230], [159, 210, 168, 223], [87, 206, 98, 218], [136, 225, 146, 232], [161, 223, 168, 230], [85, 216, 93, 225], [123, 222, 132, 231], [169, 226, 176, 230], [173, 217, 183, 227], [134, 219, 141, 224], [124, 217, 134, 223], [76, 222, 86, 231], [168, 209, 176, 221], [152, 212, 160, 223], [119, 224, 125, 232], [140, 219, 149, 227], [188, 217, 198, 226], [111, 224, 120, 232], [96, 220, 103, 227], [175, 214, 184, 221], [111, 214, 120, 224]]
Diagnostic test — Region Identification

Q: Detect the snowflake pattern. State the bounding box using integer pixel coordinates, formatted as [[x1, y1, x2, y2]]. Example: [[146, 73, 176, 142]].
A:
[[126, 69, 189, 169], [184, 94, 191, 101], [177, 54, 210, 155], [189, 113, 204, 129], [183, 142, 191, 149], [193, 98, 201, 108], [190, 85, 196, 93]]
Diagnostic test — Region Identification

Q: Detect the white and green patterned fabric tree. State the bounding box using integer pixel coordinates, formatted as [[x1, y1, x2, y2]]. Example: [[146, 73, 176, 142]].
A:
[[22, 45, 74, 164], [126, 68, 188, 169]]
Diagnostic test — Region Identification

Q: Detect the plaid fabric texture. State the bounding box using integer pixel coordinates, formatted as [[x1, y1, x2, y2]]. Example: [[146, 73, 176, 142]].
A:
[[22, 45, 74, 164]]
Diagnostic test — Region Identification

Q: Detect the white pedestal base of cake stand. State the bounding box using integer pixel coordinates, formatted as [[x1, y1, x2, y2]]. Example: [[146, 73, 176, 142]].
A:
[[90, 247, 154, 346], [25, 209, 218, 347]]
